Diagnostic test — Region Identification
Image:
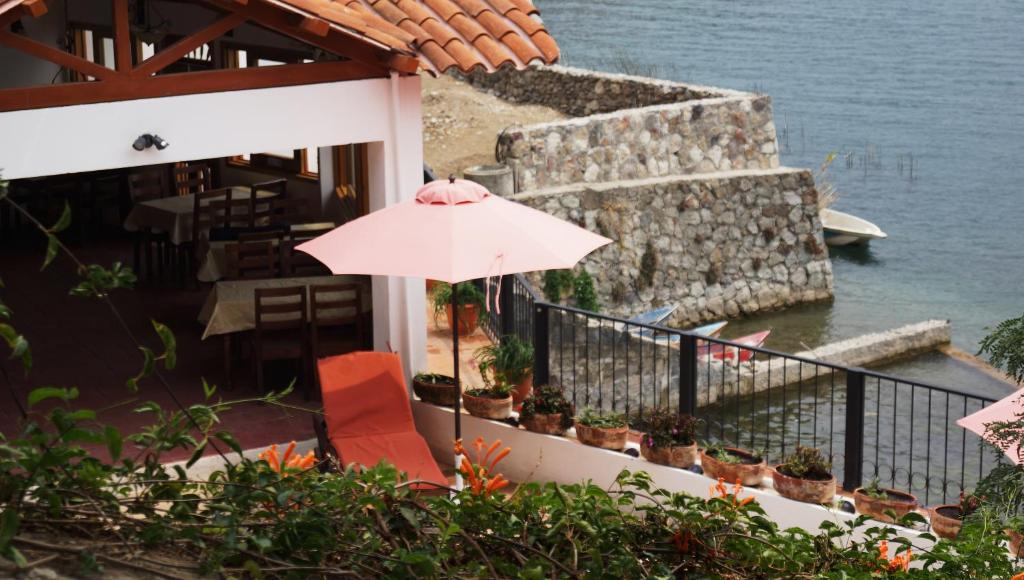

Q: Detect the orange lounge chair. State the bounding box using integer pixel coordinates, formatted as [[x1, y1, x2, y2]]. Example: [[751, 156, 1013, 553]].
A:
[[313, 351, 447, 489]]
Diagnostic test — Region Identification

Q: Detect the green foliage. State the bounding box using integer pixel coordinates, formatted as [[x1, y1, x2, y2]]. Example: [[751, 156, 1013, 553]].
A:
[[575, 408, 626, 429], [465, 384, 512, 398], [778, 446, 833, 480], [542, 269, 573, 302], [979, 313, 1024, 385], [430, 282, 486, 323], [519, 385, 573, 428], [638, 240, 657, 290], [862, 477, 890, 500], [573, 269, 599, 312], [641, 409, 700, 448], [703, 443, 762, 465], [475, 335, 534, 387], [413, 372, 456, 385]]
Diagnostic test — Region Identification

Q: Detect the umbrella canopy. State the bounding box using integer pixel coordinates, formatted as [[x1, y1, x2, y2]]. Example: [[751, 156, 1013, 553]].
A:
[[956, 389, 1024, 465], [297, 177, 611, 488], [296, 178, 611, 284]]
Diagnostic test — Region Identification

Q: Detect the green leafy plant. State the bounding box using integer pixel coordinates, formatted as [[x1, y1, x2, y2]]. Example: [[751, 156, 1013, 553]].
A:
[[431, 281, 486, 324], [778, 445, 833, 480], [576, 408, 627, 429], [542, 269, 573, 302], [978, 313, 1024, 385], [641, 409, 700, 449], [465, 383, 513, 399], [474, 335, 533, 387], [862, 477, 889, 500], [703, 442, 762, 465], [413, 372, 456, 385], [573, 269, 599, 312], [519, 385, 573, 429]]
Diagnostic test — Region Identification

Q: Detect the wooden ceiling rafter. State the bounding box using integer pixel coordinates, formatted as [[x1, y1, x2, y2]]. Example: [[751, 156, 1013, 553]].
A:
[[132, 12, 247, 77], [0, 29, 118, 80]]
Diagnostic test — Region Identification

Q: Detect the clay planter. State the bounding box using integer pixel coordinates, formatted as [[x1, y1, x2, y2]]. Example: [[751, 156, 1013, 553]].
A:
[[462, 391, 512, 420], [412, 374, 458, 407], [852, 487, 919, 523], [929, 505, 962, 540], [426, 279, 440, 294], [520, 412, 568, 436], [1008, 530, 1022, 557], [641, 442, 698, 469], [699, 448, 765, 487], [444, 304, 480, 336], [574, 422, 628, 450], [771, 466, 836, 504], [510, 372, 533, 405]]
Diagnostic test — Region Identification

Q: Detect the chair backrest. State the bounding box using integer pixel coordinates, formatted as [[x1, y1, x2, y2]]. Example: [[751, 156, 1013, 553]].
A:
[[209, 197, 254, 229], [226, 240, 278, 280], [280, 239, 330, 276], [192, 187, 235, 246], [311, 282, 362, 342], [127, 168, 169, 203], [255, 286, 307, 333], [173, 163, 213, 196], [252, 179, 288, 225], [270, 197, 311, 225], [317, 351, 414, 438]]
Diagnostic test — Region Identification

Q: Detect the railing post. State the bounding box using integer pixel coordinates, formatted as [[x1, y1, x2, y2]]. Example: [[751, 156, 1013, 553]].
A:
[[499, 275, 515, 339], [678, 333, 697, 416], [843, 369, 866, 492], [533, 303, 550, 386]]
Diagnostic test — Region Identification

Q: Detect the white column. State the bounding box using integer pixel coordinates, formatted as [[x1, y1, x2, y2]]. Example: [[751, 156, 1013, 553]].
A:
[[367, 73, 426, 383]]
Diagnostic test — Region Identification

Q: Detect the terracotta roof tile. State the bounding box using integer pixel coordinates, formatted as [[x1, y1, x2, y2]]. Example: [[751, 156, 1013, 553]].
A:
[[420, 17, 460, 48], [529, 29, 559, 62], [476, 9, 514, 39], [470, 33, 516, 68], [451, 0, 490, 18], [504, 8, 543, 36], [422, 0, 463, 22], [485, 0, 518, 16], [448, 13, 488, 43], [495, 27, 541, 63], [507, 0, 538, 16], [417, 38, 459, 71]]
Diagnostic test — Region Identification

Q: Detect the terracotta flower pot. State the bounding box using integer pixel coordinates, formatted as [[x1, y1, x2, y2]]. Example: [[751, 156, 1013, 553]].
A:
[[521, 412, 567, 436], [929, 505, 962, 540], [641, 442, 698, 469], [771, 466, 836, 504], [426, 279, 440, 293], [412, 375, 458, 407], [462, 391, 512, 420], [1007, 529, 1022, 557], [699, 448, 765, 487], [444, 304, 480, 336], [510, 371, 533, 405], [852, 487, 919, 523], [574, 422, 628, 450]]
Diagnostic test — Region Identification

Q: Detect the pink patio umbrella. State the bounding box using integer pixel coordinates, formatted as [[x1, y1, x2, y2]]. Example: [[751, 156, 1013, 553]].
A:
[[956, 390, 1024, 465], [297, 177, 611, 482]]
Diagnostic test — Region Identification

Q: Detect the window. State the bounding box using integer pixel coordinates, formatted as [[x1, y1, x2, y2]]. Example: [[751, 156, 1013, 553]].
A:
[[224, 44, 320, 178], [68, 24, 116, 81]]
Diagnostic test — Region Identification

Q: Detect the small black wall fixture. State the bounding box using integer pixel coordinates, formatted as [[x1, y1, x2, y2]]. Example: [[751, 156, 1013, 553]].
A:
[[132, 133, 170, 151]]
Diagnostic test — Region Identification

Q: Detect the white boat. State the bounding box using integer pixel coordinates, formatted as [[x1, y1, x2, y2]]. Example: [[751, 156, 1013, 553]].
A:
[[628, 304, 678, 326], [820, 209, 888, 246], [639, 320, 728, 343]]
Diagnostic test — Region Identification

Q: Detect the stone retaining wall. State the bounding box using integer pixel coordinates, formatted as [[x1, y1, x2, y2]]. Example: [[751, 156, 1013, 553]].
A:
[[515, 167, 834, 326], [460, 65, 779, 191]]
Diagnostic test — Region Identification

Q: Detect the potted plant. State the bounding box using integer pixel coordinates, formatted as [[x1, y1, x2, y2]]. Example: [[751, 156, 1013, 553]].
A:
[[475, 336, 534, 404], [462, 383, 513, 420], [574, 409, 628, 450], [853, 477, 919, 523], [929, 490, 984, 540], [771, 446, 836, 504], [432, 282, 485, 336], [519, 385, 573, 436], [640, 409, 700, 469], [699, 444, 765, 487], [412, 372, 458, 407]]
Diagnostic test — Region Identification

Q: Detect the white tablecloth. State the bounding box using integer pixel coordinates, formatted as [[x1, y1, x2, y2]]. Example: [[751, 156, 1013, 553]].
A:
[[198, 275, 370, 339], [123, 187, 276, 245], [195, 222, 337, 282]]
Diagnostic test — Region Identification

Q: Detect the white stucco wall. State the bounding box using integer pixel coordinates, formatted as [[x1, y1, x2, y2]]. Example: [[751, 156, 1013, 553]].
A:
[[0, 75, 427, 378]]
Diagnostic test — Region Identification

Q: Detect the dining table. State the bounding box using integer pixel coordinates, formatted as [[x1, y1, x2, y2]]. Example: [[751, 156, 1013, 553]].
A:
[[195, 221, 337, 282], [123, 186, 278, 245], [198, 274, 372, 388]]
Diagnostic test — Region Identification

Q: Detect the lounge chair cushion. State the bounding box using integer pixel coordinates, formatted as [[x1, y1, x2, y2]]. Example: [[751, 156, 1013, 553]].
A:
[[331, 431, 447, 487]]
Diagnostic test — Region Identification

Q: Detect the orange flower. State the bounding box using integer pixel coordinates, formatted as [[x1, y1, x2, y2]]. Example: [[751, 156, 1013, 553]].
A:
[[877, 540, 912, 572], [1010, 574, 1024, 580], [259, 441, 316, 476], [454, 437, 511, 498], [709, 477, 756, 508]]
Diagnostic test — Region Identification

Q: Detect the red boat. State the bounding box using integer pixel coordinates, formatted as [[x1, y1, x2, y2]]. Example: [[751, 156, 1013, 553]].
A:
[[699, 330, 771, 362]]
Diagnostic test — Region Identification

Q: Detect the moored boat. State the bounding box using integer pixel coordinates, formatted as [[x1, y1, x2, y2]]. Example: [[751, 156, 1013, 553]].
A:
[[821, 209, 888, 246], [700, 330, 772, 362]]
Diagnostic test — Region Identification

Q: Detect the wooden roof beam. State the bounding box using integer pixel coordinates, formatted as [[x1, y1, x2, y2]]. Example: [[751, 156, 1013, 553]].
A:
[[133, 12, 246, 76], [0, 29, 116, 81]]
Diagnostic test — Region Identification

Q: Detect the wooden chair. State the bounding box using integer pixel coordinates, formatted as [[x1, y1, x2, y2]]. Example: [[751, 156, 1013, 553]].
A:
[[127, 167, 171, 281], [173, 163, 213, 196], [225, 240, 278, 280], [289, 223, 335, 242], [253, 286, 310, 396], [269, 196, 311, 226], [251, 178, 287, 225], [188, 187, 236, 284], [280, 238, 330, 276], [310, 284, 364, 363]]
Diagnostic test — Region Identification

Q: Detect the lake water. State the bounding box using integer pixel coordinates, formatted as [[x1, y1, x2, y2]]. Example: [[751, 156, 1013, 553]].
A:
[[535, 0, 1023, 398]]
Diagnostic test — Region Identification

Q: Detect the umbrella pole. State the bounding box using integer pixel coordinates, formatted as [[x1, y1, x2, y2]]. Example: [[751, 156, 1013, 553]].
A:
[[452, 287, 463, 490]]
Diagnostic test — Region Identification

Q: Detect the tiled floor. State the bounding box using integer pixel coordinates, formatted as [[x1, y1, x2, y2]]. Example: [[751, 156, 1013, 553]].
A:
[[424, 306, 492, 392]]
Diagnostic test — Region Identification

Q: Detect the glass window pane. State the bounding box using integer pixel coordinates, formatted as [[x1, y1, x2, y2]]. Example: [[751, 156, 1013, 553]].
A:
[[142, 43, 156, 60], [257, 58, 285, 67], [102, 37, 115, 69], [305, 148, 319, 174]]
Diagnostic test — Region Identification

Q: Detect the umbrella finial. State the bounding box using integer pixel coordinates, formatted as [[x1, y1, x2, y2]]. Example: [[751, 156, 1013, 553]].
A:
[[448, 174, 456, 184]]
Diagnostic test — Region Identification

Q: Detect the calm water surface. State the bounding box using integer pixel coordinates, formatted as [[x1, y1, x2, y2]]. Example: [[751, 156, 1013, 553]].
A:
[[536, 0, 1024, 397]]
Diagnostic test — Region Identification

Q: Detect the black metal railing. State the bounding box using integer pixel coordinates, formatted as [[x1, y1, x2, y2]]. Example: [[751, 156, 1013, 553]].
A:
[[478, 276, 999, 505]]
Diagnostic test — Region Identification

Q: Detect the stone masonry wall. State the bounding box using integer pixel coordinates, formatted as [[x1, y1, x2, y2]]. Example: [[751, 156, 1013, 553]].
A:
[[515, 167, 834, 327], [459, 65, 779, 192]]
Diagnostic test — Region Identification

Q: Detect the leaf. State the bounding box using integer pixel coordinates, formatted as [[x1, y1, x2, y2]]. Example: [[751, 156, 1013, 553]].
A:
[[49, 201, 72, 234], [202, 379, 216, 400], [215, 431, 241, 455], [27, 386, 78, 407], [0, 509, 19, 550], [399, 506, 421, 529], [104, 425, 122, 461], [125, 377, 139, 392], [152, 320, 176, 370], [41, 234, 59, 271], [186, 439, 208, 468]]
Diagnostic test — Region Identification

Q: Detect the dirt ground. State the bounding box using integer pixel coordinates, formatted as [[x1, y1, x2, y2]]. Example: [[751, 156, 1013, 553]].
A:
[[421, 74, 565, 179]]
